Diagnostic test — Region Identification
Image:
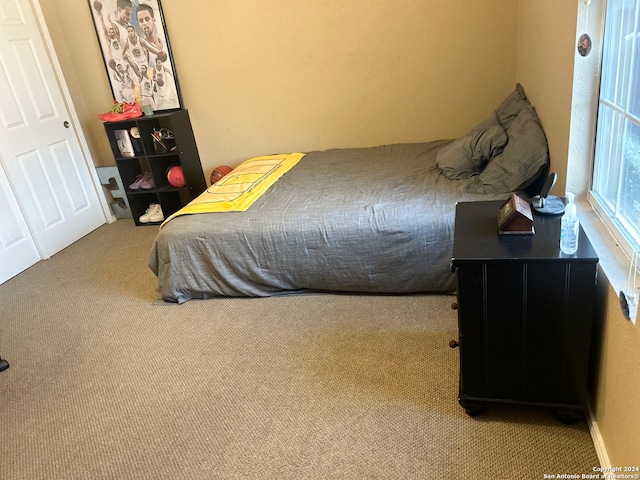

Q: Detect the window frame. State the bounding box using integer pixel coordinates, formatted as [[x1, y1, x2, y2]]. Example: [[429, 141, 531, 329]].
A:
[[589, 0, 640, 260]]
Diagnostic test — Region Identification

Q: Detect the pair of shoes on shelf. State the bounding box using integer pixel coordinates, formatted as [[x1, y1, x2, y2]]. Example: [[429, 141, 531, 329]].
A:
[[129, 171, 154, 190], [97, 101, 143, 122], [139, 203, 164, 223]]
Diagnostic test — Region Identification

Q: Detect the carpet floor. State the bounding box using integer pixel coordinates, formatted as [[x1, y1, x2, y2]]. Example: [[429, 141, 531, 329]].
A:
[[0, 220, 600, 479]]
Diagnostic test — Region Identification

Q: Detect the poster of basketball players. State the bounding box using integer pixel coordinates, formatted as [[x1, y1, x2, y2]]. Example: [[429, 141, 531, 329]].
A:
[[88, 0, 182, 112]]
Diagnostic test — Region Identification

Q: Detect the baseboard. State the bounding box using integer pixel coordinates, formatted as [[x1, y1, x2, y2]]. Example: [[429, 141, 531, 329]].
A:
[[587, 401, 611, 468]]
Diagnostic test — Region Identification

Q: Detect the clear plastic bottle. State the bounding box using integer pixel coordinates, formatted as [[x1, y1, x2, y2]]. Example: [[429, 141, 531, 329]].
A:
[[560, 192, 579, 254]]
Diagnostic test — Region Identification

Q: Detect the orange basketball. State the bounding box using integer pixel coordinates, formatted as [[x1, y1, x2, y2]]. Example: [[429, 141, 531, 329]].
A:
[[210, 166, 233, 184]]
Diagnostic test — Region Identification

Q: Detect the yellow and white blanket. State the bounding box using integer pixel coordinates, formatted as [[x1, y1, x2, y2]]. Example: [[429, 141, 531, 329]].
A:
[[161, 153, 304, 227]]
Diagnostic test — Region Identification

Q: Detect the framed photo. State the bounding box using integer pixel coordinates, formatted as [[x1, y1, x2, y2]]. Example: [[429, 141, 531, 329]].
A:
[[88, 0, 183, 113], [497, 193, 534, 235]]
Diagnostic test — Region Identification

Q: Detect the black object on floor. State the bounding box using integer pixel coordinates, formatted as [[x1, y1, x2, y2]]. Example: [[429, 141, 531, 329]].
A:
[[0, 357, 9, 372]]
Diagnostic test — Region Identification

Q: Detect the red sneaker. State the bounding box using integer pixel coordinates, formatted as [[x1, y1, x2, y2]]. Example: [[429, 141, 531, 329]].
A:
[[98, 102, 143, 122]]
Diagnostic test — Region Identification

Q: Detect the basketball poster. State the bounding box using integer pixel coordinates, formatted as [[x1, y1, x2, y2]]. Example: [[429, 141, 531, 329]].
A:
[[88, 0, 183, 112]]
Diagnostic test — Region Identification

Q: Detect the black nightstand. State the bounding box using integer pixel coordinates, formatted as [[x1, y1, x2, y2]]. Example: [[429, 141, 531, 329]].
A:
[[451, 200, 599, 423]]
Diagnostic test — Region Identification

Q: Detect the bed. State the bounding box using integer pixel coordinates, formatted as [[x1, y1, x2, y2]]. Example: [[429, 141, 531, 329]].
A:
[[149, 84, 550, 303]]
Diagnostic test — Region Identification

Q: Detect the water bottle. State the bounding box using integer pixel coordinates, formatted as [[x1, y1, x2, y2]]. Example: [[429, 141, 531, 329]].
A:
[[560, 192, 579, 254]]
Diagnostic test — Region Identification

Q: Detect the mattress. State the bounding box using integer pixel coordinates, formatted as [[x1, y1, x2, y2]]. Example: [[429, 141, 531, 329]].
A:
[[149, 140, 508, 302]]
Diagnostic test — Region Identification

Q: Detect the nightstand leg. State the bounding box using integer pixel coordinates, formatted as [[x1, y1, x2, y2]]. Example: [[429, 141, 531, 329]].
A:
[[553, 409, 583, 425], [458, 398, 486, 417]]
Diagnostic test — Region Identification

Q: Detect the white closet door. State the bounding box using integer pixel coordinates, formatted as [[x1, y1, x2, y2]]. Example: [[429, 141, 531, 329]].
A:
[[0, 162, 40, 284], [0, 0, 105, 282]]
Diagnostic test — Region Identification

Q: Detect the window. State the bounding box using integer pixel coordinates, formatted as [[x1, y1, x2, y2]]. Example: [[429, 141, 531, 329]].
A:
[[591, 0, 640, 257]]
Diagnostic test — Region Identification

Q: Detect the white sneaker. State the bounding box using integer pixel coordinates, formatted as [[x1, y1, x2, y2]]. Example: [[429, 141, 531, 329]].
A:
[[139, 203, 164, 223]]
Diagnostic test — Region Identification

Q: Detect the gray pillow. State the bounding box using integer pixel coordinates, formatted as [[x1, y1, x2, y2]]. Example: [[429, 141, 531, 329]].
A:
[[471, 104, 549, 193], [494, 83, 529, 130], [436, 114, 508, 180]]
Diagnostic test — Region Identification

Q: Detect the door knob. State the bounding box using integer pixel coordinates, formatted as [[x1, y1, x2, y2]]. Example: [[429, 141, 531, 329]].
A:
[[63, 121, 70, 128]]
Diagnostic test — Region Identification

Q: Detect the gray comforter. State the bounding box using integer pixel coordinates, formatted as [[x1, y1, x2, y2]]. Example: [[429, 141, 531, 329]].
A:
[[149, 140, 507, 302]]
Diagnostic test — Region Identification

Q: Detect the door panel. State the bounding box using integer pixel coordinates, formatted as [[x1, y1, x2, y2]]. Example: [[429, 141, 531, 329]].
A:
[[0, 0, 105, 280], [17, 148, 65, 229], [0, 62, 24, 129], [12, 38, 57, 120], [0, 162, 40, 284]]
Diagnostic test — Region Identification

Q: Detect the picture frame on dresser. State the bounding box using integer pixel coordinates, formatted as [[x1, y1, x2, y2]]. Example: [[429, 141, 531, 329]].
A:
[[88, 0, 183, 112]]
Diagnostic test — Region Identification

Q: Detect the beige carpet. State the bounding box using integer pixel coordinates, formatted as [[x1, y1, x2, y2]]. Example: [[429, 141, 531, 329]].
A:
[[0, 220, 599, 479]]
